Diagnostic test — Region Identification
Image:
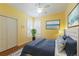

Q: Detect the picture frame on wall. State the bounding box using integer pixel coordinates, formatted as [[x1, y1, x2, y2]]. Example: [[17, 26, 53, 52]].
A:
[[46, 20, 60, 29], [68, 4, 79, 27]]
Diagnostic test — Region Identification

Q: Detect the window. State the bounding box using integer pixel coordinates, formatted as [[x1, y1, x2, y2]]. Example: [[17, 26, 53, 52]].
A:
[[34, 18, 41, 37], [27, 17, 41, 37], [27, 17, 33, 37]]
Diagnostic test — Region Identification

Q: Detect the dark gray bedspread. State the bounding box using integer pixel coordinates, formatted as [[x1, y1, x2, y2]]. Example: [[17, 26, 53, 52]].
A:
[[20, 39, 55, 56]]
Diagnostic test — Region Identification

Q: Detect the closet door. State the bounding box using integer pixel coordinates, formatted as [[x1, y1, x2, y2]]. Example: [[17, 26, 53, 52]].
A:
[[0, 16, 8, 52], [0, 17, 3, 52], [7, 18, 17, 49], [0, 16, 17, 52]]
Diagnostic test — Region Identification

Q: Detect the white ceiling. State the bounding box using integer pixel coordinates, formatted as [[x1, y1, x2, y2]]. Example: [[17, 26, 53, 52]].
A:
[[9, 3, 69, 17]]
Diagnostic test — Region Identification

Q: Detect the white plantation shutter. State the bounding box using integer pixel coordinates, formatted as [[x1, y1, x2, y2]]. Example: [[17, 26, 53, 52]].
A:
[[27, 18, 33, 37], [27, 17, 41, 37], [34, 18, 41, 37]]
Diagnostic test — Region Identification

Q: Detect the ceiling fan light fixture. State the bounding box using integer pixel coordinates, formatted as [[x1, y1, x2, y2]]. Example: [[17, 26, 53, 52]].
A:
[[37, 8, 43, 13]]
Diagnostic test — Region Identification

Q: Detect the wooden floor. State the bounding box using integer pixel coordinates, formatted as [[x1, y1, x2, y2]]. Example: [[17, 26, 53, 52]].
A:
[[0, 44, 25, 56]]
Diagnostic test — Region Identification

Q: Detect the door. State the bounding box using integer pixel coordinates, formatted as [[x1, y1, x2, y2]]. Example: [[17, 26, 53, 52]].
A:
[[0, 16, 3, 51], [0, 16, 8, 52], [7, 18, 17, 49], [0, 15, 17, 52]]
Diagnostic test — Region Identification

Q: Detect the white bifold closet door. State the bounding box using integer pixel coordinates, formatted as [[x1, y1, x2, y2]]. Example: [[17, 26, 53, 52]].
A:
[[7, 18, 17, 49], [0, 16, 17, 52], [0, 16, 8, 52], [0, 16, 3, 51]]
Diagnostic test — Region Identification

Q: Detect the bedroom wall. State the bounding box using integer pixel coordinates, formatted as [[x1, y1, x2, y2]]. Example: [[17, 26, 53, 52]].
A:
[[0, 4, 30, 46], [0, 3, 77, 46], [40, 3, 77, 40], [40, 12, 66, 39]]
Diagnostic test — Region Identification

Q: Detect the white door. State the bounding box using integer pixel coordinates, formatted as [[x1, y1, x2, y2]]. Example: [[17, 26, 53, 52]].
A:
[[0, 16, 3, 52], [0, 16, 8, 52], [7, 18, 17, 49], [0, 16, 17, 52]]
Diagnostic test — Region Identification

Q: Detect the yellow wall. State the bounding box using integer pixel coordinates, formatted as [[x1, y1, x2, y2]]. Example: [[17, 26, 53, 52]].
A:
[[0, 3, 77, 45], [40, 3, 77, 39], [65, 3, 77, 17], [41, 12, 66, 39], [0, 4, 30, 46]]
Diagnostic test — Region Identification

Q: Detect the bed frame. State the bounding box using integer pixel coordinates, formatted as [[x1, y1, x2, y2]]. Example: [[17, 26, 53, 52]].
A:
[[65, 26, 79, 56]]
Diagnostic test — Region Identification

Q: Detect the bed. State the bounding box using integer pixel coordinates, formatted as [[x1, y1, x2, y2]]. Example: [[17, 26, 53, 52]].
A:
[[55, 27, 78, 56], [20, 27, 78, 56], [20, 38, 55, 56]]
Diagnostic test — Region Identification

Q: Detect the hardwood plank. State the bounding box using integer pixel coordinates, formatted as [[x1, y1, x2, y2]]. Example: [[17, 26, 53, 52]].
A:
[[0, 44, 25, 56]]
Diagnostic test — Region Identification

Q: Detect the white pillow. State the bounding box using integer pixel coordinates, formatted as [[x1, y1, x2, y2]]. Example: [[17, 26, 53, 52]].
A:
[[56, 36, 65, 53]]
